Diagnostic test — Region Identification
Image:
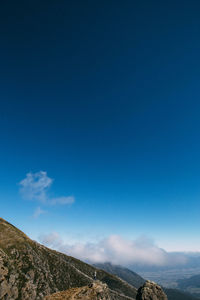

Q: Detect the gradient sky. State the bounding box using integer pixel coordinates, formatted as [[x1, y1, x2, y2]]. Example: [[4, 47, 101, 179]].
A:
[[1, 1, 200, 254]]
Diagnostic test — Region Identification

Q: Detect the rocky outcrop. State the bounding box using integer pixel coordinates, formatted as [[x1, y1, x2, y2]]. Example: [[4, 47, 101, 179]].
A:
[[44, 281, 134, 300], [0, 218, 136, 300], [136, 281, 168, 300]]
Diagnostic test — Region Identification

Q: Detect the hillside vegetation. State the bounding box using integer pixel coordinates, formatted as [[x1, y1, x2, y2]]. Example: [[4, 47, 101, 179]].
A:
[[0, 218, 137, 300]]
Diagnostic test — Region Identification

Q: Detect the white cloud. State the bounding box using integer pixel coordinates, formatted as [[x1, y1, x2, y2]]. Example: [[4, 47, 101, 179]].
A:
[[33, 207, 47, 219], [19, 171, 52, 202], [39, 233, 188, 267], [19, 171, 75, 206]]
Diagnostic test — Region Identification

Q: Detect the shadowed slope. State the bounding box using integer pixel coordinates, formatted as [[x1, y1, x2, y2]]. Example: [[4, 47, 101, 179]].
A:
[[94, 263, 145, 289]]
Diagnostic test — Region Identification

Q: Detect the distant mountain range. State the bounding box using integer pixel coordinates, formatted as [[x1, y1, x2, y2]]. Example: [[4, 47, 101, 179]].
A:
[[94, 262, 145, 288], [94, 262, 198, 300], [162, 288, 198, 300], [177, 274, 200, 298]]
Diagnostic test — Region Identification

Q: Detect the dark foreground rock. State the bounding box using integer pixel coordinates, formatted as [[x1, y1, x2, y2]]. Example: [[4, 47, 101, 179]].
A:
[[136, 281, 168, 300]]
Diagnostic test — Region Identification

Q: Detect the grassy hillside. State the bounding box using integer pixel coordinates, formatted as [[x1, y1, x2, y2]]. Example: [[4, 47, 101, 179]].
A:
[[0, 218, 137, 300]]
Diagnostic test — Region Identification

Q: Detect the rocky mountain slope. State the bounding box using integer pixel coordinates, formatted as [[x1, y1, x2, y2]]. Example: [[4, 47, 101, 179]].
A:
[[44, 280, 168, 300], [0, 218, 137, 300], [44, 281, 134, 300]]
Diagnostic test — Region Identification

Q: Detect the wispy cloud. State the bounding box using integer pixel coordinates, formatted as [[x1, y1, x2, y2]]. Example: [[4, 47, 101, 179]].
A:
[[33, 207, 47, 219], [39, 233, 188, 267], [50, 196, 75, 206], [39, 232, 63, 247], [19, 171, 75, 206], [19, 171, 52, 203]]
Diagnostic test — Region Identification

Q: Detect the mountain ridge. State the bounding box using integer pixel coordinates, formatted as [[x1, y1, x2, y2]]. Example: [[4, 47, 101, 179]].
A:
[[0, 217, 137, 299], [94, 263, 145, 289], [44, 281, 134, 300]]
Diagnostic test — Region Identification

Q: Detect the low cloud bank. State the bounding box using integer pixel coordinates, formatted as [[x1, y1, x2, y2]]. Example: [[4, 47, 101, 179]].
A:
[[39, 233, 188, 267]]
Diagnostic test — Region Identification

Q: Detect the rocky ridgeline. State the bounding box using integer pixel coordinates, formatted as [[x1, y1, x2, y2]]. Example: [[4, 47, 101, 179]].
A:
[[136, 281, 168, 300], [44, 280, 168, 300], [44, 281, 134, 300]]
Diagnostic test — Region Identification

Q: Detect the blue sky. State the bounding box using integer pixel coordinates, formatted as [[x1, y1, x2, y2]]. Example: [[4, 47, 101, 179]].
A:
[[1, 1, 200, 261]]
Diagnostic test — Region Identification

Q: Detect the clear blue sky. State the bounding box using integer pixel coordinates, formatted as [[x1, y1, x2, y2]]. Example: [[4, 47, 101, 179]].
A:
[[1, 0, 200, 253]]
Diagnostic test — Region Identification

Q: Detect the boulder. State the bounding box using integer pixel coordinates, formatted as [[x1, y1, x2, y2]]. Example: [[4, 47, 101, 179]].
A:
[[136, 280, 168, 300]]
